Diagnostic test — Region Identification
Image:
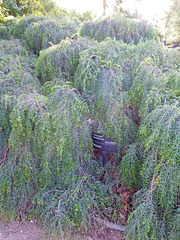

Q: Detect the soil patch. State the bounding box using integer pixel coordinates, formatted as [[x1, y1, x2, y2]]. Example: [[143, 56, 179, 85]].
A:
[[0, 220, 125, 240]]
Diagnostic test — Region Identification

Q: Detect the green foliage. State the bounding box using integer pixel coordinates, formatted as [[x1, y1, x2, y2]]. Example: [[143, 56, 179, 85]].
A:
[[0, 14, 180, 239], [2, 87, 91, 209], [38, 161, 114, 234], [126, 105, 180, 239], [0, 24, 10, 39], [132, 40, 180, 70], [140, 105, 180, 206], [120, 143, 143, 189], [0, 80, 119, 234], [0, 16, 17, 39], [168, 205, 180, 240], [74, 38, 138, 152], [129, 41, 180, 117], [36, 37, 97, 83], [107, 39, 180, 239], [66, 9, 96, 23], [129, 57, 165, 115], [0, 38, 28, 55], [25, 16, 78, 54], [8, 86, 92, 162], [0, 0, 22, 17], [80, 16, 159, 44], [10, 15, 45, 39], [126, 189, 161, 240], [0, 0, 61, 18], [0, 39, 39, 157]]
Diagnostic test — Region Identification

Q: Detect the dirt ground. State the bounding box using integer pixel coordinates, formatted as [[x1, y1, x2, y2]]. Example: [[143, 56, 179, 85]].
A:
[[0, 220, 126, 240], [0, 220, 46, 240]]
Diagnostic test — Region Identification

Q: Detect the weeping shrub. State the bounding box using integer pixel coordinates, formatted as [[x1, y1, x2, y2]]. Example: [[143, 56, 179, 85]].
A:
[[0, 22, 179, 239], [10, 15, 45, 39], [0, 82, 118, 234], [128, 41, 180, 118], [74, 38, 138, 153], [132, 40, 180, 71], [117, 41, 180, 239], [168, 205, 180, 240], [80, 16, 159, 44], [74, 38, 135, 93], [120, 142, 143, 189], [37, 160, 114, 235], [0, 40, 39, 98], [0, 17, 17, 40], [36, 37, 97, 83], [0, 39, 29, 56], [129, 57, 166, 117], [0, 39, 40, 158], [25, 16, 78, 54], [1, 88, 91, 212], [126, 189, 160, 240], [0, 25, 11, 40], [80, 18, 116, 42], [126, 104, 180, 240]]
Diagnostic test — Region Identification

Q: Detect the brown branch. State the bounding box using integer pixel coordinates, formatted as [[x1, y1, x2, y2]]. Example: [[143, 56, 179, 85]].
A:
[[4, 145, 9, 160], [43, 189, 59, 196], [0, 144, 9, 169], [47, 144, 55, 155], [94, 217, 125, 232], [58, 199, 62, 216], [70, 88, 81, 96], [35, 100, 44, 116]]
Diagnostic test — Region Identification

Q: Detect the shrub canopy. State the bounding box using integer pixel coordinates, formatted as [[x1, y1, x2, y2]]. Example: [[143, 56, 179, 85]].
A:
[[80, 16, 159, 44], [25, 16, 78, 54], [36, 37, 97, 83]]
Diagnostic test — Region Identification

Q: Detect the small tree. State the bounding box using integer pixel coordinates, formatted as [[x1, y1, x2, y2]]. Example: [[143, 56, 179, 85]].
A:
[[165, 0, 180, 46], [103, 0, 108, 16]]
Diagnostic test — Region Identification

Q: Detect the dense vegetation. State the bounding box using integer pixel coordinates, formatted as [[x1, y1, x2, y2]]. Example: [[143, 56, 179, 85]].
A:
[[80, 16, 158, 44], [0, 10, 179, 240]]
